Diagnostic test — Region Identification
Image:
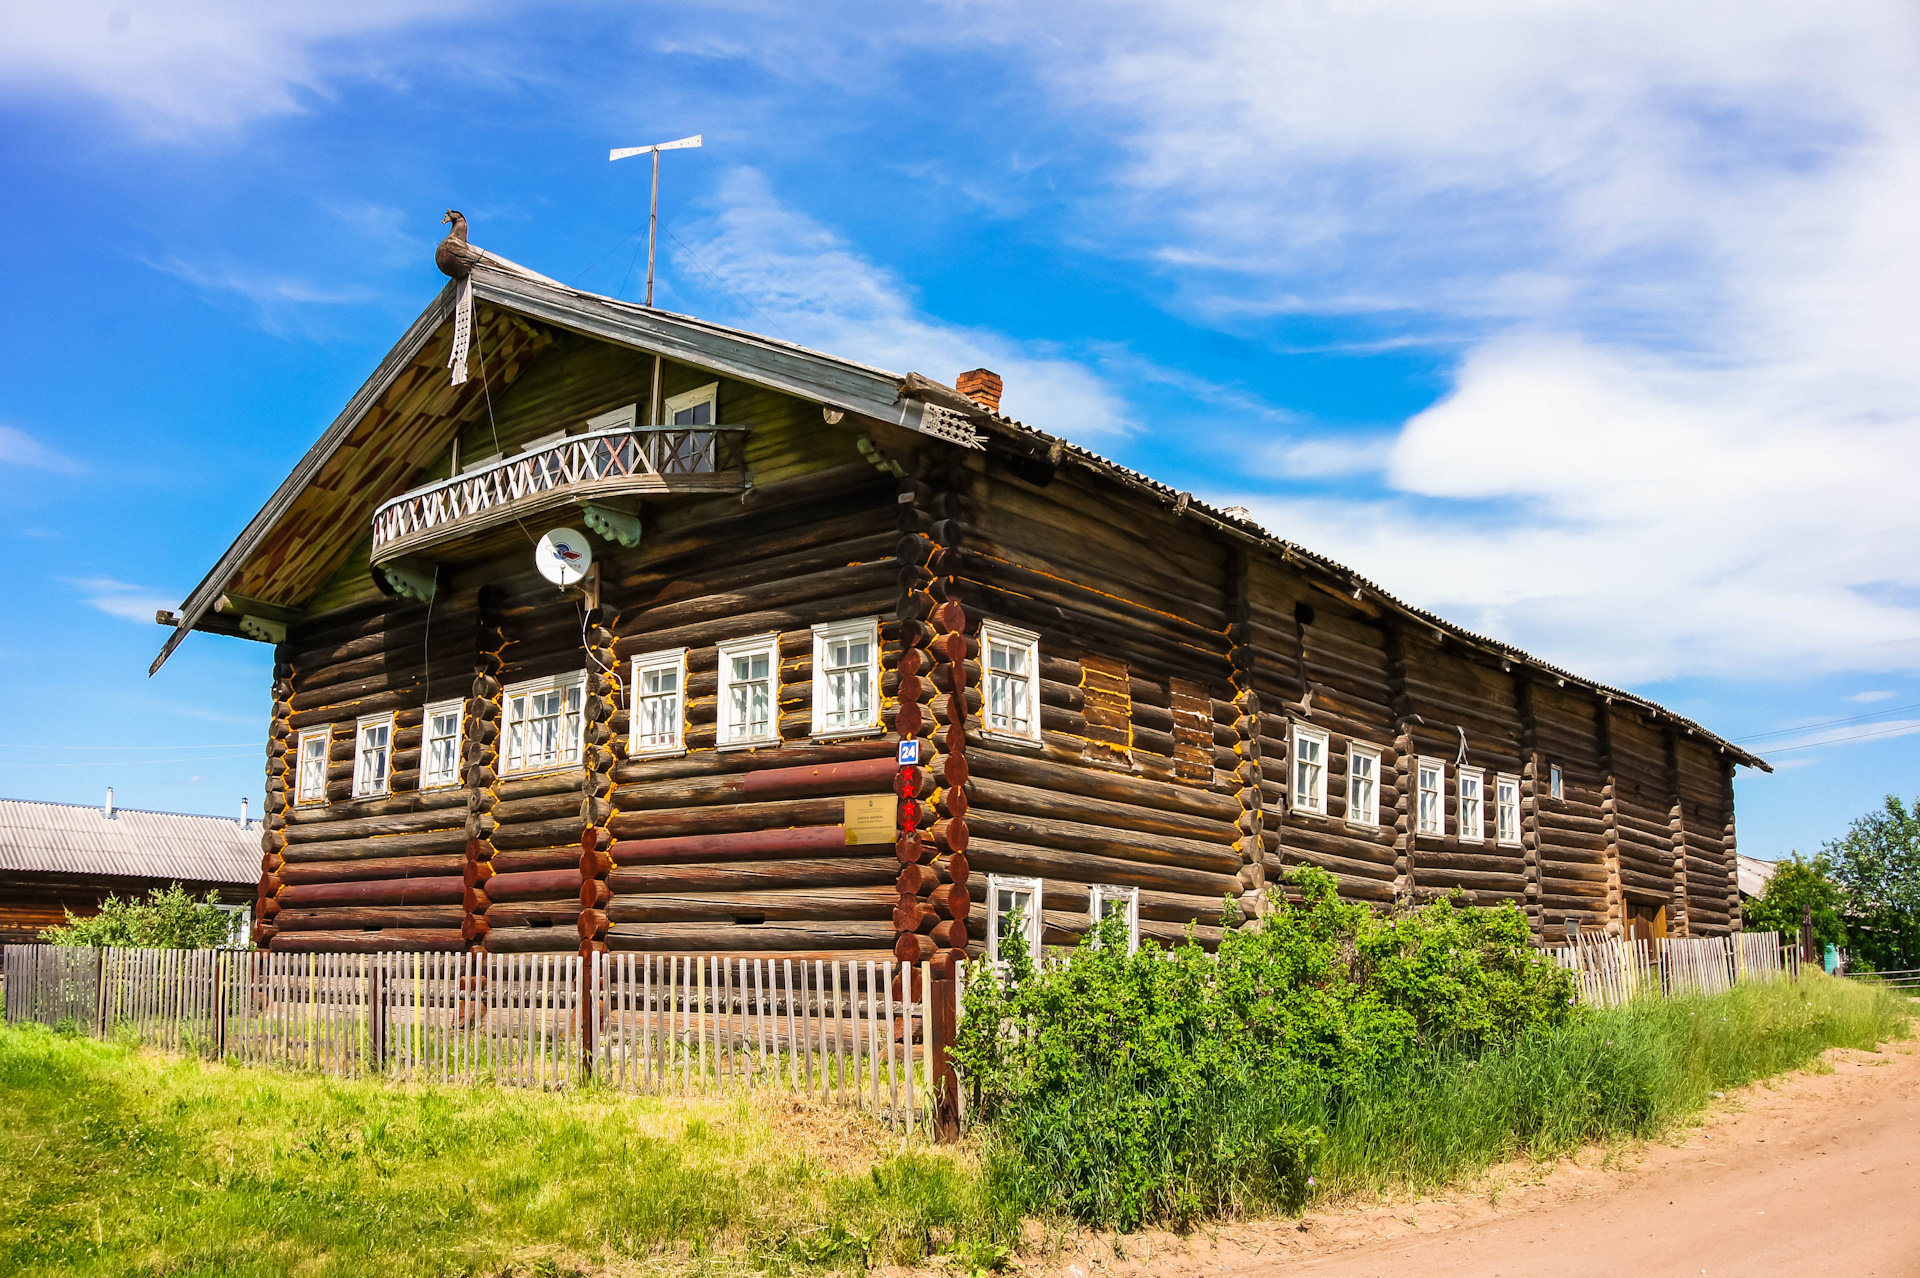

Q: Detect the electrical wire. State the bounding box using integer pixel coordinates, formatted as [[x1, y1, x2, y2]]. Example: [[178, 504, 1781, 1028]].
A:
[[1735, 702, 1920, 744], [663, 227, 796, 343], [1753, 722, 1920, 756], [0, 742, 259, 750], [1, 753, 257, 767]]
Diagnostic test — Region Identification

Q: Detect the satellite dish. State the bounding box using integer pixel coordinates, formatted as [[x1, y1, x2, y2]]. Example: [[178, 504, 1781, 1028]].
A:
[[536, 527, 593, 587]]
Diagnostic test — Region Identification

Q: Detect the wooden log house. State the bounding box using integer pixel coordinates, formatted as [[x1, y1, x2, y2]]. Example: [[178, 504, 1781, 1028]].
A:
[[152, 253, 1767, 974]]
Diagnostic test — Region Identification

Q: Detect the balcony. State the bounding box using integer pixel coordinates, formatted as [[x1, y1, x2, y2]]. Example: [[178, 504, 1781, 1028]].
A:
[[370, 423, 749, 565]]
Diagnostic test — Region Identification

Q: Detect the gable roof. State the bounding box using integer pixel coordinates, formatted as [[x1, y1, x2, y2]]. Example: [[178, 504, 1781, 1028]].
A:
[[0, 798, 259, 886], [153, 256, 1768, 771]]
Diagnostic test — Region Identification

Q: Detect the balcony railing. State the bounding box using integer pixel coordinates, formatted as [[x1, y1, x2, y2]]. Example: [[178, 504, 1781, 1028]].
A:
[[371, 423, 749, 561]]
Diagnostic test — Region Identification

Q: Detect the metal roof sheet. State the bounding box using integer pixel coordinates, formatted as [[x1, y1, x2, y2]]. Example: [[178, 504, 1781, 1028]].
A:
[[0, 798, 259, 886]]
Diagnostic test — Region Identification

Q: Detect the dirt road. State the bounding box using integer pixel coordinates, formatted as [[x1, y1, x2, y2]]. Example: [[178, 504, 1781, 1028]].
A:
[[1016, 1043, 1920, 1278]]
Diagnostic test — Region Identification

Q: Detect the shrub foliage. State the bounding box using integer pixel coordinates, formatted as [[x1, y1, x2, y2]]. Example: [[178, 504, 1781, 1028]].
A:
[[40, 883, 241, 949], [951, 867, 1577, 1229]]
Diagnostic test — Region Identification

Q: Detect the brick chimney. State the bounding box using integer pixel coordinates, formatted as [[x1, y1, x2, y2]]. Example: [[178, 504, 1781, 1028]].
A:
[[956, 368, 1003, 413]]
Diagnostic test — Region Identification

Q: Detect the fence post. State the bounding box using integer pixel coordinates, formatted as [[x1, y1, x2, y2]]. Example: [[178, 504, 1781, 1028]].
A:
[[930, 961, 961, 1142], [368, 955, 387, 1072], [94, 947, 108, 1036]]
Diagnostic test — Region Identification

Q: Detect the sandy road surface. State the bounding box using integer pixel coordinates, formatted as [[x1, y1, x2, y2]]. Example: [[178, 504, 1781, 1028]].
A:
[[999, 1043, 1920, 1278]]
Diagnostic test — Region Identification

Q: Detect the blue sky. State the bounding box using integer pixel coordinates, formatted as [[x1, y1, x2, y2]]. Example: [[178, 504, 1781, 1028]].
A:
[[3, 1, 1918, 858]]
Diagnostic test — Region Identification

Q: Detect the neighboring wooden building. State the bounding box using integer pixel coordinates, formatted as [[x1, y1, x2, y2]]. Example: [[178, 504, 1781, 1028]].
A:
[[0, 793, 257, 944], [152, 252, 1766, 970]]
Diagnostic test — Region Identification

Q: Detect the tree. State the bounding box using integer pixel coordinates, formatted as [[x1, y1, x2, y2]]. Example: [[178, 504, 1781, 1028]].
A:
[[40, 883, 242, 949], [1825, 795, 1920, 972], [1743, 852, 1846, 949]]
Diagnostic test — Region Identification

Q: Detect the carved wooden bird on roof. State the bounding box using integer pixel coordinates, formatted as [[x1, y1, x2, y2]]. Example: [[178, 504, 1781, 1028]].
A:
[[435, 210, 486, 279]]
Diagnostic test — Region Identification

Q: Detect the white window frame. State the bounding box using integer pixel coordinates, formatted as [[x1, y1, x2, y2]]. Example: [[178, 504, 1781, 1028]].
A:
[[1458, 766, 1486, 843], [1496, 773, 1522, 846], [664, 381, 719, 426], [1549, 763, 1565, 801], [1290, 722, 1329, 814], [986, 873, 1043, 967], [811, 616, 881, 737], [717, 633, 781, 749], [1088, 884, 1140, 954], [629, 647, 688, 756], [1417, 757, 1446, 836], [294, 727, 330, 806], [502, 670, 587, 777], [980, 620, 1041, 743], [1347, 744, 1381, 827], [351, 712, 395, 799], [586, 402, 637, 432], [421, 698, 464, 790]]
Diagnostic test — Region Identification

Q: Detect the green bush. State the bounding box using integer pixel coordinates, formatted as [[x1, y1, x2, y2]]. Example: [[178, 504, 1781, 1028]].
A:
[[40, 883, 241, 949], [952, 867, 1577, 1229]]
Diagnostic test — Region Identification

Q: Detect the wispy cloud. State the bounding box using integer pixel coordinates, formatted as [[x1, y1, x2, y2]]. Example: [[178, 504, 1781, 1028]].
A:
[[68, 576, 175, 624], [148, 255, 380, 334], [673, 168, 1134, 438], [0, 1, 481, 138], [1849, 690, 1898, 703], [0, 425, 82, 473]]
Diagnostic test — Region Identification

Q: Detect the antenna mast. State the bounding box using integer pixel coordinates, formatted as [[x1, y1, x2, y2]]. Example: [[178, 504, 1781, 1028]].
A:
[[609, 134, 703, 308]]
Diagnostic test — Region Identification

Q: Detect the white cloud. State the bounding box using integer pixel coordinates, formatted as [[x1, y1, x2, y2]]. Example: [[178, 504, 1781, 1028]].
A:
[[1849, 690, 1898, 703], [0, 425, 82, 473], [675, 169, 1133, 438], [970, 1, 1920, 683], [68, 576, 175, 624], [0, 0, 476, 136]]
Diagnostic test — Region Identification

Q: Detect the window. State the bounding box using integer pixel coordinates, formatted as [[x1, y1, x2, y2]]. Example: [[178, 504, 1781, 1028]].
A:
[[717, 634, 780, 748], [630, 648, 688, 755], [295, 727, 330, 805], [987, 874, 1043, 967], [1089, 884, 1140, 954], [1458, 766, 1485, 842], [1348, 745, 1381, 826], [664, 381, 717, 426], [352, 713, 394, 798], [422, 699, 464, 789], [812, 617, 880, 735], [981, 621, 1040, 741], [503, 671, 586, 775], [1496, 774, 1522, 845], [1549, 763, 1565, 801], [1290, 723, 1329, 814], [1417, 758, 1446, 836]]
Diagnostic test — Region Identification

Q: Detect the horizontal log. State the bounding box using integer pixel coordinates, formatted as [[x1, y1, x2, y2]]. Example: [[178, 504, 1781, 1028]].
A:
[[965, 810, 1239, 876], [609, 825, 859, 866], [1266, 844, 1398, 883], [272, 905, 465, 931], [485, 868, 584, 902], [606, 887, 898, 924], [606, 796, 852, 842], [491, 816, 588, 851], [277, 876, 464, 908], [967, 776, 1237, 845], [493, 789, 586, 826], [269, 928, 465, 953], [278, 827, 469, 863], [965, 743, 1239, 822], [482, 902, 585, 929], [285, 789, 467, 827], [274, 853, 466, 884], [488, 847, 585, 874], [480, 926, 583, 953], [609, 856, 900, 895], [609, 756, 899, 812], [966, 837, 1242, 898], [604, 920, 898, 951]]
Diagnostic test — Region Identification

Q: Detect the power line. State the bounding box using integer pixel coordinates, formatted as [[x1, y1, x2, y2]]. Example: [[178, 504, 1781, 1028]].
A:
[[1761, 722, 1920, 755], [1736, 702, 1920, 744], [0, 753, 258, 768]]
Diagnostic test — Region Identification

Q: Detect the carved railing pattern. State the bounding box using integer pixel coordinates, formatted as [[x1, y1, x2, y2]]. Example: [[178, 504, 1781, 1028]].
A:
[[372, 424, 748, 554]]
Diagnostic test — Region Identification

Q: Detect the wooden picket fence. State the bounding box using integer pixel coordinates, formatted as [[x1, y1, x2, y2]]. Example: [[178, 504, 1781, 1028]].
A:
[[2, 945, 948, 1132], [1547, 931, 1798, 1008]]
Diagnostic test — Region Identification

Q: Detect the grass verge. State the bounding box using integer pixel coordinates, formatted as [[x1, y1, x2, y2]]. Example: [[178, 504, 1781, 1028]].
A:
[[0, 1024, 980, 1277], [2, 973, 1906, 1274]]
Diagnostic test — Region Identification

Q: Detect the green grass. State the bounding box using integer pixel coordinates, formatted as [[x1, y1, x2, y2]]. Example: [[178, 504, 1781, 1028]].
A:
[[2, 974, 1907, 1275], [0, 1025, 982, 1277], [1299, 970, 1911, 1200]]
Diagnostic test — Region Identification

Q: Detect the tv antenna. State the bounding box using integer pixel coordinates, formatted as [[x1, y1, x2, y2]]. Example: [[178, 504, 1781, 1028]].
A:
[[609, 134, 703, 307]]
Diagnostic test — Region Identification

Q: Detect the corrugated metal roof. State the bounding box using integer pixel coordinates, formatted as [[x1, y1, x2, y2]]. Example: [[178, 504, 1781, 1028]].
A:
[[0, 798, 258, 886], [1737, 854, 1779, 899]]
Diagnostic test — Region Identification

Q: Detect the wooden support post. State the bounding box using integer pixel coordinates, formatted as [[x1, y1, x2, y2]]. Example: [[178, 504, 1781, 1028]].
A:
[[1515, 674, 1544, 939], [1596, 704, 1623, 937], [1384, 621, 1415, 901], [1227, 549, 1264, 916], [1665, 727, 1690, 939]]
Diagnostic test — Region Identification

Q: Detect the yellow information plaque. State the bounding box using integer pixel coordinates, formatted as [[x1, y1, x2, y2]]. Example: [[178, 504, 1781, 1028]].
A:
[[843, 794, 896, 845]]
